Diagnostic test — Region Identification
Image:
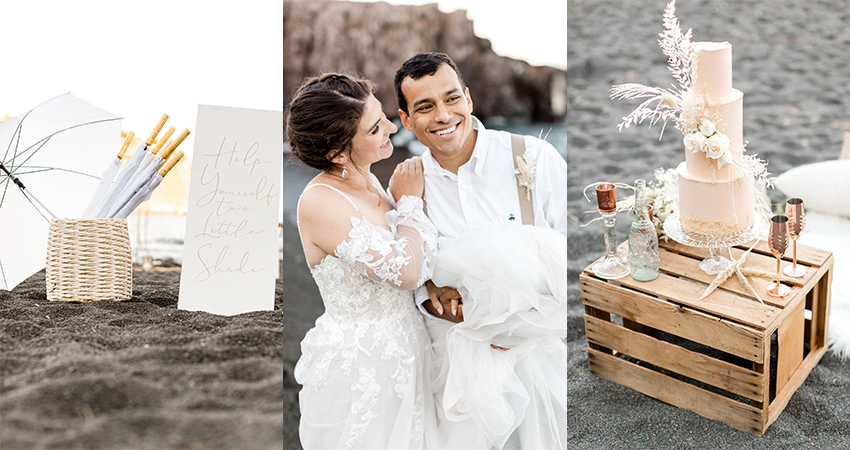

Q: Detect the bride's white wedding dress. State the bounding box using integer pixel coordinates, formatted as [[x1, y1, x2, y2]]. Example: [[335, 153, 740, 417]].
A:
[[428, 224, 569, 450], [295, 185, 439, 450]]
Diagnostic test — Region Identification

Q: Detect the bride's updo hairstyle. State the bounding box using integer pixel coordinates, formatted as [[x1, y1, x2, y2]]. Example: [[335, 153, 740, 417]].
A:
[[286, 73, 377, 172]]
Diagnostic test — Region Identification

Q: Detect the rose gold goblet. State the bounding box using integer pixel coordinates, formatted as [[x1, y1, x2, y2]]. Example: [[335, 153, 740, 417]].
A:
[[783, 198, 806, 278], [767, 214, 791, 297]]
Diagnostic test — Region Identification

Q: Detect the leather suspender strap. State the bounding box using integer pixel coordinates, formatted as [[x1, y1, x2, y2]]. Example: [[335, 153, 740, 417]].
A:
[[511, 133, 534, 225]]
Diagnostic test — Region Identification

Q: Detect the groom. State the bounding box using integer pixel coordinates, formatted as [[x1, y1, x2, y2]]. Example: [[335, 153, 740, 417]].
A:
[[389, 52, 568, 448], [389, 52, 568, 321]]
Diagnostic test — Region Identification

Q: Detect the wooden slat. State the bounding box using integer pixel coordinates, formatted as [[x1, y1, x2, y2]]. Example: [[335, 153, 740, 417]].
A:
[[728, 245, 811, 288], [759, 257, 835, 338], [746, 238, 832, 268], [585, 316, 764, 401], [660, 238, 831, 268], [655, 244, 807, 310], [588, 348, 765, 435], [806, 285, 816, 349], [600, 269, 779, 330], [584, 305, 612, 354], [752, 335, 770, 417], [622, 317, 653, 335], [657, 249, 799, 310], [663, 242, 811, 287], [812, 257, 833, 351], [581, 274, 765, 362], [776, 299, 805, 394], [767, 346, 829, 430], [804, 317, 812, 348]]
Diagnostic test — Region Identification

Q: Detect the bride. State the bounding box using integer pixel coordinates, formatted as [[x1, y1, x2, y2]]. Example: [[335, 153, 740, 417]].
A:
[[286, 73, 439, 450]]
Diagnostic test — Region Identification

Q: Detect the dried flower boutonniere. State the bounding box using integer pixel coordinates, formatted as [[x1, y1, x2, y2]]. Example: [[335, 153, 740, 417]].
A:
[[514, 129, 551, 201], [515, 153, 537, 201]]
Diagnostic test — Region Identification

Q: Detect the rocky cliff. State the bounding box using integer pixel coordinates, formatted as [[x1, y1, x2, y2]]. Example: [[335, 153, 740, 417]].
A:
[[283, 0, 566, 123]]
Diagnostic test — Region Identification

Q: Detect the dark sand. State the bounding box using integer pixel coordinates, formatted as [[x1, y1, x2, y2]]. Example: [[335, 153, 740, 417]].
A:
[[0, 241, 312, 449], [567, 0, 850, 448]]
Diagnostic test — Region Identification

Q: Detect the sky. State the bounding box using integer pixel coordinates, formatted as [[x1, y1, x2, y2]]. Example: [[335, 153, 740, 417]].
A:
[[1, 0, 564, 159], [1, 0, 284, 162], [346, 0, 568, 70]]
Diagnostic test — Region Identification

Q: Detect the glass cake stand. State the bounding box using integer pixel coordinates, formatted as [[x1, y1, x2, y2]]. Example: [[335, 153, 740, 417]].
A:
[[663, 211, 768, 275]]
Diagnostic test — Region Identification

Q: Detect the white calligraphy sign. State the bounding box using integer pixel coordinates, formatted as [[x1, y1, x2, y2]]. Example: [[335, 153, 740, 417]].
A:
[[178, 105, 282, 316]]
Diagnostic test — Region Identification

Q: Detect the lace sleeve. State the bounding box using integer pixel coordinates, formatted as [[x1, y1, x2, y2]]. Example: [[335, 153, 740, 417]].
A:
[[335, 196, 437, 290]]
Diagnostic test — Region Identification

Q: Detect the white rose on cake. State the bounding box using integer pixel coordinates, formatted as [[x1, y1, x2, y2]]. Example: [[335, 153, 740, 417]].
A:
[[705, 133, 734, 168], [717, 149, 734, 169], [705, 133, 727, 159], [699, 119, 716, 137], [684, 131, 707, 153]]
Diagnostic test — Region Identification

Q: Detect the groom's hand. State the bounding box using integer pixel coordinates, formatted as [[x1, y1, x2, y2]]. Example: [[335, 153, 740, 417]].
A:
[[425, 280, 464, 323]]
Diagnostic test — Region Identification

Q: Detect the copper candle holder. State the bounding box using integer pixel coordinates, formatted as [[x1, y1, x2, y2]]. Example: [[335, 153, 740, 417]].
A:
[[783, 198, 806, 278], [592, 183, 629, 279], [596, 183, 617, 213]]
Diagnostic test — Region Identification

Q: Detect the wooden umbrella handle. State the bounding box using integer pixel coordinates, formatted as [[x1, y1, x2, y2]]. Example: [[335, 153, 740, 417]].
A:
[[159, 128, 190, 160], [117, 131, 135, 159], [145, 113, 169, 147], [158, 150, 184, 177], [150, 126, 175, 156]]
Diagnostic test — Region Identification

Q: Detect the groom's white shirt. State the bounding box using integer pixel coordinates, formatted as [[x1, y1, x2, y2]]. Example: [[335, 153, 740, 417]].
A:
[[414, 117, 568, 314]]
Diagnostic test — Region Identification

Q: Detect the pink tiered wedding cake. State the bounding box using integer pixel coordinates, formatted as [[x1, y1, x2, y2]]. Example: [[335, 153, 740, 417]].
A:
[[612, 1, 771, 242], [676, 41, 755, 237]]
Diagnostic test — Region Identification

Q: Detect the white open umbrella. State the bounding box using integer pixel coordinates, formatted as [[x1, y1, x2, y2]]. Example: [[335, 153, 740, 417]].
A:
[[0, 93, 122, 290]]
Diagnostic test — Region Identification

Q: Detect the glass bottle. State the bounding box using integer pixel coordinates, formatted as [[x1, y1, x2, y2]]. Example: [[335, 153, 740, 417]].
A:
[[628, 179, 659, 281]]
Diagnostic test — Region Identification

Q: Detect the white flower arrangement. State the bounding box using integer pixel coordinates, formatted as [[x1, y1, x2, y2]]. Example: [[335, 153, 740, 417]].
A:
[[648, 167, 678, 239], [685, 119, 734, 170]]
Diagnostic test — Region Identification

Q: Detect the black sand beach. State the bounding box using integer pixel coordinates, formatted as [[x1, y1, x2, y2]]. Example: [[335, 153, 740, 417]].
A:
[[568, 0, 850, 448], [1, 264, 296, 449]]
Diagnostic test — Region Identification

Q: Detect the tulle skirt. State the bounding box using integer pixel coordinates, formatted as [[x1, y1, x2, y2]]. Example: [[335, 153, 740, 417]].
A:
[[428, 224, 569, 450]]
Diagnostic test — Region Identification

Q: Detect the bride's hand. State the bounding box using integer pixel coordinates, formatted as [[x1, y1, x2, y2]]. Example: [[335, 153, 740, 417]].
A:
[[440, 288, 463, 319], [388, 157, 424, 203], [425, 280, 464, 323]]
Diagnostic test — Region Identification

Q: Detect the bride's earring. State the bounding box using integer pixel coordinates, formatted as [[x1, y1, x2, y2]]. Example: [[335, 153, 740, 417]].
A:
[[341, 167, 349, 179]]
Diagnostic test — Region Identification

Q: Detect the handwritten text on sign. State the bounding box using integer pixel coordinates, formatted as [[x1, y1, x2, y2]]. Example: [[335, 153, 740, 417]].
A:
[[178, 105, 282, 316]]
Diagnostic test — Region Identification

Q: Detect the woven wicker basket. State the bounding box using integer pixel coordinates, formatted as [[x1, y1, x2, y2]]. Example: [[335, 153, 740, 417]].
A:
[[45, 218, 132, 302]]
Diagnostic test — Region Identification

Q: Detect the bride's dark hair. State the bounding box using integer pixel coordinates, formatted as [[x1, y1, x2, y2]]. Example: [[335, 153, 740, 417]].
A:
[[286, 72, 377, 172]]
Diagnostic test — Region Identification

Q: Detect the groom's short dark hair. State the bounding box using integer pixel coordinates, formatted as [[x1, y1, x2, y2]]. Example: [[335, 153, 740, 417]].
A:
[[394, 52, 466, 115]]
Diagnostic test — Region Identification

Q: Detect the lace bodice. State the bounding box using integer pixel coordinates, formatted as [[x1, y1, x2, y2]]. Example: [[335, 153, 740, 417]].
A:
[[301, 184, 437, 323], [295, 184, 438, 449], [312, 218, 427, 324]]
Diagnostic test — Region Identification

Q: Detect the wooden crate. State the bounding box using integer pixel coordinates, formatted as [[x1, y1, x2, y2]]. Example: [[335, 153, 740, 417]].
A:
[[580, 238, 833, 436]]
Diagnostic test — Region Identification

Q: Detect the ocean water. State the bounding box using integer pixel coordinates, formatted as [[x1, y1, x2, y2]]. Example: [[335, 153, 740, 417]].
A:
[[126, 212, 288, 266], [134, 121, 566, 264], [126, 213, 188, 265]]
